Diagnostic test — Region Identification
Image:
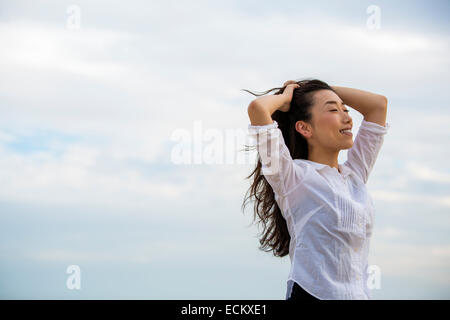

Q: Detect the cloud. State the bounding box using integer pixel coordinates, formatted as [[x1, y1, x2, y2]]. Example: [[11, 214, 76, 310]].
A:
[[0, 0, 449, 299], [405, 162, 450, 184], [0, 21, 131, 79], [431, 245, 450, 257], [370, 240, 450, 285], [376, 226, 406, 239], [371, 190, 450, 207], [0, 140, 186, 208]]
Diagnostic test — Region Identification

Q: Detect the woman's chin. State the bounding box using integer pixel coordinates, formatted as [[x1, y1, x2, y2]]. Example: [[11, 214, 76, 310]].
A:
[[341, 141, 354, 150]]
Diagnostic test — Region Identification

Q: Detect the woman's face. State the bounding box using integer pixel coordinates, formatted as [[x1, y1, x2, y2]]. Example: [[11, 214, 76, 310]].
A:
[[297, 89, 354, 151]]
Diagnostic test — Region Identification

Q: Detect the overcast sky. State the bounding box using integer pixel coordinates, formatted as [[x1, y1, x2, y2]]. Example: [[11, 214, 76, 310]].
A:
[[0, 0, 449, 299]]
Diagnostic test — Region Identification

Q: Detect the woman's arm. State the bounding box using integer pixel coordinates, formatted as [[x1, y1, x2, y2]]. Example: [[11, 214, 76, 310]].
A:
[[246, 83, 304, 196], [331, 86, 388, 127], [247, 84, 299, 126], [247, 95, 285, 126]]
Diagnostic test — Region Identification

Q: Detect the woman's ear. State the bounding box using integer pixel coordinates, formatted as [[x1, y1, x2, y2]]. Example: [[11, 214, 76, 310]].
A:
[[295, 121, 312, 138]]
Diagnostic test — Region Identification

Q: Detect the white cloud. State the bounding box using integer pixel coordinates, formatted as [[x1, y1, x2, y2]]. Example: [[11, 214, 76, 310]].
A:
[[0, 142, 186, 208], [371, 190, 450, 208], [376, 226, 406, 239], [0, 21, 131, 79], [405, 162, 450, 184], [0, 130, 16, 143], [26, 229, 255, 264], [431, 245, 450, 257], [370, 240, 450, 285]]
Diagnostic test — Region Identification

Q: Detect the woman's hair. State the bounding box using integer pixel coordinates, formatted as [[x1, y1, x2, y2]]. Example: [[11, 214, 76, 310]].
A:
[[241, 78, 336, 257]]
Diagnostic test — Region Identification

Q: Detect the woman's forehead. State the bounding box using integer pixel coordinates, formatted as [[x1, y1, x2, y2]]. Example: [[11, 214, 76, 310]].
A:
[[313, 89, 341, 103]]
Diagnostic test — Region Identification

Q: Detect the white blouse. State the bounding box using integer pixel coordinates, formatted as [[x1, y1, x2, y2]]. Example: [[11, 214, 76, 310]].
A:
[[247, 119, 390, 300]]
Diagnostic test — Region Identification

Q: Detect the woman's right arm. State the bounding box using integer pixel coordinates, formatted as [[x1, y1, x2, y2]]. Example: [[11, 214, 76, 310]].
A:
[[248, 95, 288, 126], [247, 84, 304, 198], [247, 83, 299, 125]]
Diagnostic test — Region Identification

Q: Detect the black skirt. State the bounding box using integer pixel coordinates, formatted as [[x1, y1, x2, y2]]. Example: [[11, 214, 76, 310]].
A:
[[287, 281, 320, 301]]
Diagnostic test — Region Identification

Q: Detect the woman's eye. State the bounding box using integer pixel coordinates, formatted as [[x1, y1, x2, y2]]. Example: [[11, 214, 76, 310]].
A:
[[330, 109, 350, 112]]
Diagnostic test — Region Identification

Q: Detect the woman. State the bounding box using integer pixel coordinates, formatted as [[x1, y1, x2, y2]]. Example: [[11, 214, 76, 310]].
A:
[[242, 79, 390, 300]]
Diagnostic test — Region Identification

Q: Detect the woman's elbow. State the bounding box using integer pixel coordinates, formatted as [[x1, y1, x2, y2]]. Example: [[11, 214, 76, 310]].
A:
[[379, 95, 388, 109]]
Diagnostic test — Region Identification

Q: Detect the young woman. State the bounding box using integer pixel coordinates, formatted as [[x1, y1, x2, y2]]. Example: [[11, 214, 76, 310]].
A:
[[242, 79, 389, 300]]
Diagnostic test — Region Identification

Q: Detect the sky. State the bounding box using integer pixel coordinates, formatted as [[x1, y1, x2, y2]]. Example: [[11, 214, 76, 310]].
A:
[[0, 0, 449, 299]]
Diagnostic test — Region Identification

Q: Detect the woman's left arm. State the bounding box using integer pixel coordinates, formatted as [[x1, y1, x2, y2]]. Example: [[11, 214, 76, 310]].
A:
[[331, 86, 388, 127]]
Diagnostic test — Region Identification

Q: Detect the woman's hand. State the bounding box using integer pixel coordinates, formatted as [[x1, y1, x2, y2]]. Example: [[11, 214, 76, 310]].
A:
[[283, 80, 298, 87], [279, 83, 300, 112]]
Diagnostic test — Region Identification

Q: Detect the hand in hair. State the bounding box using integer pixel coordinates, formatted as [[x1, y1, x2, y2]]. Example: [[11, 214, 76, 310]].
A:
[[283, 80, 298, 87], [279, 83, 300, 112]]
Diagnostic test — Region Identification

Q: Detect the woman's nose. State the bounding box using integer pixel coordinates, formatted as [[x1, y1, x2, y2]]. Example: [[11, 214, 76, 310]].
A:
[[344, 112, 352, 122]]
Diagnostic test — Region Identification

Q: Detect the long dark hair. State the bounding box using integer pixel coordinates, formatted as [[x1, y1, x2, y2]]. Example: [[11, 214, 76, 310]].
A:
[[241, 78, 336, 257]]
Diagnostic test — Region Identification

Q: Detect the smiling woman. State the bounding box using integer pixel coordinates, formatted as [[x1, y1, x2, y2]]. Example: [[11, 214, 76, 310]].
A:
[[241, 78, 390, 300]]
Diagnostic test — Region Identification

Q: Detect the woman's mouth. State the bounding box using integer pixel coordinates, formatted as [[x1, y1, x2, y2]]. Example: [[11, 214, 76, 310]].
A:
[[340, 129, 352, 137]]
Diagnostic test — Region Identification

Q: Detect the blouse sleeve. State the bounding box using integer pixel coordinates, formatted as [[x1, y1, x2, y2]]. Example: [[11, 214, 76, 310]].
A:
[[344, 119, 390, 184], [248, 120, 304, 197]]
